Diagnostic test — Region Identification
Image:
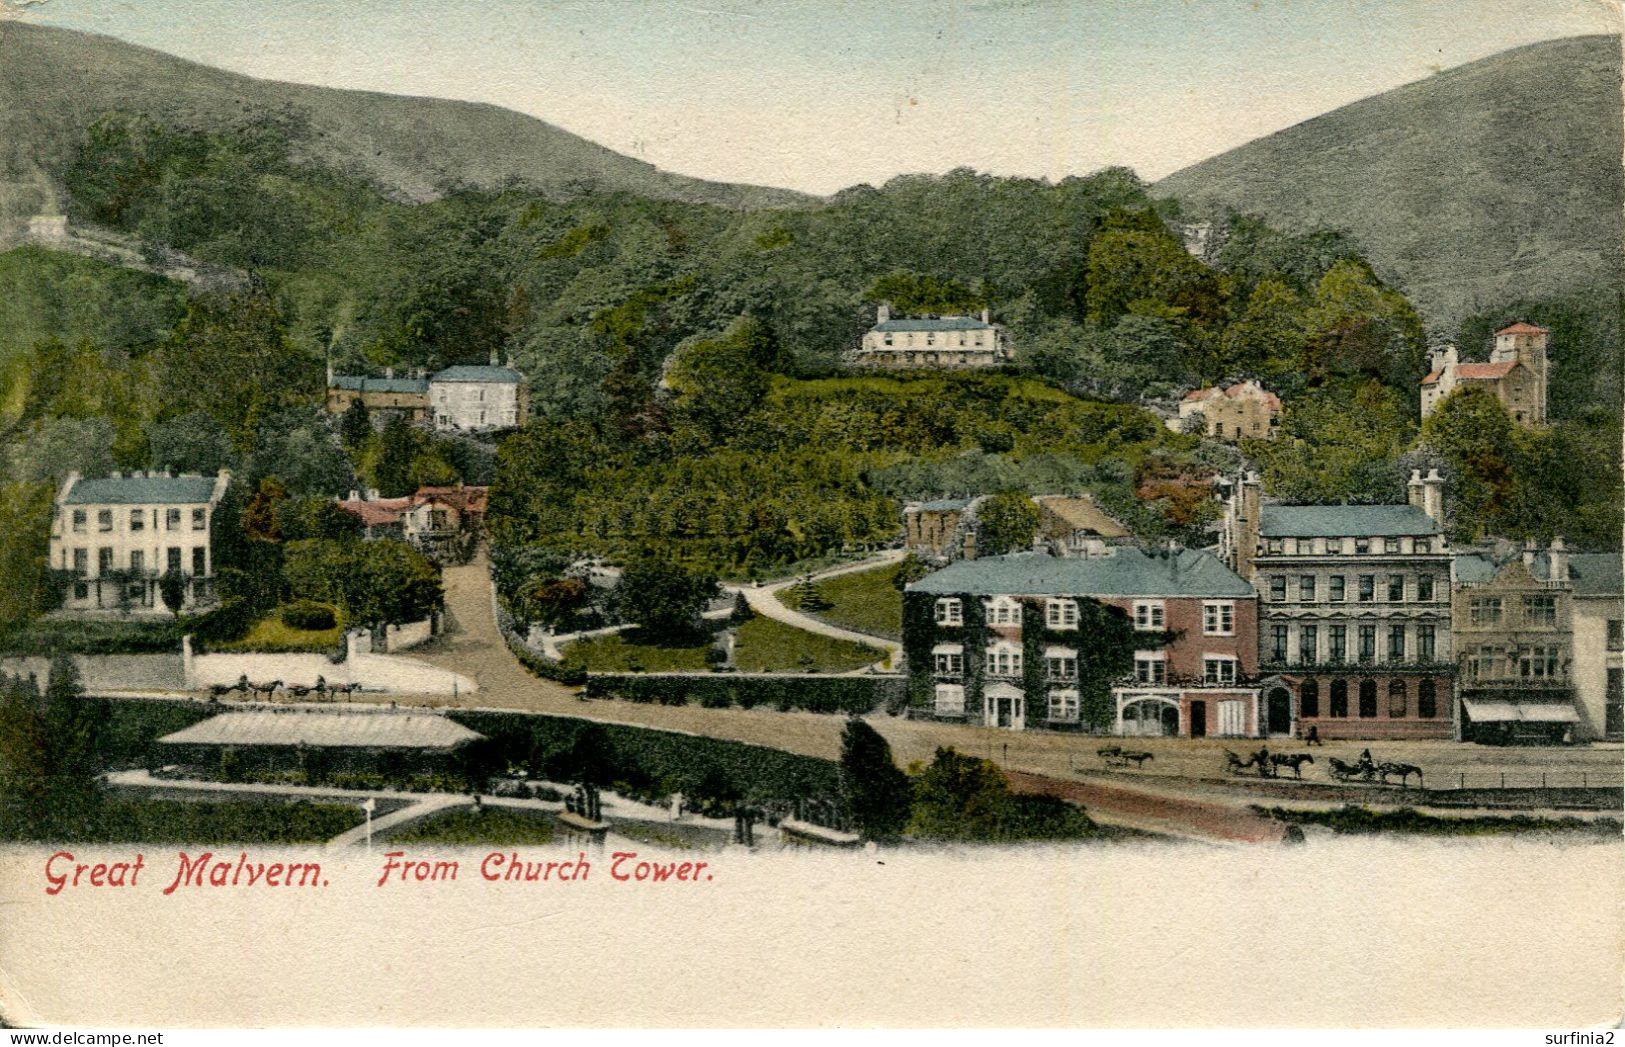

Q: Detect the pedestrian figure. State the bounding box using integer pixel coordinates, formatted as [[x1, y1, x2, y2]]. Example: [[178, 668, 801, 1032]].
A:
[[1255, 744, 1272, 778], [1305, 725, 1321, 746]]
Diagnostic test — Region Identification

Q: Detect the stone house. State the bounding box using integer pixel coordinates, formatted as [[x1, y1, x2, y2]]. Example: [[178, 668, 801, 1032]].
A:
[[324, 367, 431, 424], [904, 548, 1259, 736], [1174, 380, 1282, 442], [429, 363, 528, 432], [1034, 494, 1130, 557], [903, 493, 1128, 564], [1220, 470, 1455, 739], [853, 303, 1009, 369], [50, 470, 231, 615], [1419, 321, 1549, 426], [335, 485, 488, 562]]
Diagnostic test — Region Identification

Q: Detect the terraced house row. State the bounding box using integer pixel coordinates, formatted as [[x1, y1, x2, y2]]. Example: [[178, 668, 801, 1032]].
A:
[[902, 470, 1623, 744]]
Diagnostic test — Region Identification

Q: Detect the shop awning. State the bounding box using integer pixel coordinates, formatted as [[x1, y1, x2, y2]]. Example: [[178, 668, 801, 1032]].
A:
[[1462, 698, 1580, 723]]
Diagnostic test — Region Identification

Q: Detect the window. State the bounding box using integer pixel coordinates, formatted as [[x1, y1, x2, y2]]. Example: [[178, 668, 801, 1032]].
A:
[[167, 547, 182, 575], [1203, 657, 1237, 685], [1134, 652, 1166, 685], [1522, 595, 1557, 627], [1269, 576, 1287, 602], [97, 547, 114, 575], [1418, 624, 1436, 662], [166, 508, 181, 530], [1330, 680, 1349, 717], [1299, 625, 1318, 664], [1385, 538, 1401, 554], [129, 550, 144, 575], [1133, 601, 1164, 631], [932, 644, 963, 676], [983, 597, 1021, 626], [1045, 599, 1078, 630], [1358, 680, 1377, 718], [1387, 574, 1404, 602], [191, 508, 206, 531], [1518, 646, 1559, 678], [934, 598, 962, 626], [1045, 648, 1078, 680], [1299, 575, 1316, 601], [430, 509, 449, 531], [1203, 602, 1235, 636], [1329, 625, 1347, 664], [1609, 620, 1624, 652], [98, 510, 113, 532], [192, 547, 206, 577], [985, 645, 1022, 677], [1473, 645, 1506, 680], [1388, 680, 1407, 718], [1470, 597, 1503, 626], [71, 510, 86, 533], [1357, 575, 1375, 603], [1417, 574, 1435, 602], [1325, 538, 1343, 554], [1355, 538, 1370, 554], [1270, 625, 1288, 663], [1388, 625, 1405, 663], [934, 684, 965, 715], [1047, 690, 1080, 722], [1418, 680, 1437, 719], [1329, 575, 1346, 602], [1265, 539, 1283, 555], [130, 510, 145, 532], [72, 548, 88, 577], [1358, 625, 1376, 663], [1300, 679, 1320, 717]]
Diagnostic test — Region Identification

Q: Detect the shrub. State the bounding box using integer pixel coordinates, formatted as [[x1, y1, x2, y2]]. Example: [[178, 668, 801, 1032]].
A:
[[280, 600, 338, 631], [582, 673, 898, 715]]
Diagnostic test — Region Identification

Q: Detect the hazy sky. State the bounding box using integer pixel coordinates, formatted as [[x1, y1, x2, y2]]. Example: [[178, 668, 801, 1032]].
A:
[[7, 0, 1619, 195]]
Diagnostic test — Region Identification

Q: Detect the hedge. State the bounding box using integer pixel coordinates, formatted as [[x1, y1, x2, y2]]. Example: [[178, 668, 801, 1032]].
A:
[[495, 593, 588, 686], [449, 709, 840, 810], [0, 617, 185, 656], [582, 673, 903, 715]]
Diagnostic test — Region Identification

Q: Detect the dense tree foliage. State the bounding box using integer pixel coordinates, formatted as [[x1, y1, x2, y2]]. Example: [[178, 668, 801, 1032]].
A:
[[838, 718, 913, 841]]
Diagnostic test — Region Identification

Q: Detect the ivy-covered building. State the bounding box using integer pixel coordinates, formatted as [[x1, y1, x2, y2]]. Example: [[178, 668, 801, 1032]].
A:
[[903, 548, 1259, 736]]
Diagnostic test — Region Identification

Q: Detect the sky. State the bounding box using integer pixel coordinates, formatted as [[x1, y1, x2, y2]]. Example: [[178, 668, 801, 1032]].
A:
[[5, 0, 1619, 195]]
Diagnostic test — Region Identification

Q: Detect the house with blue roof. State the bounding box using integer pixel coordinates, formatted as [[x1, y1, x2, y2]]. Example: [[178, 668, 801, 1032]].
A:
[[429, 360, 528, 432], [324, 365, 431, 424], [50, 470, 231, 615], [904, 547, 1261, 737], [854, 302, 1009, 369]]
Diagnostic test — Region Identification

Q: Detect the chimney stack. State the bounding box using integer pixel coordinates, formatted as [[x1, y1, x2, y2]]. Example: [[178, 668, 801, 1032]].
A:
[[1548, 536, 1568, 583], [877, 302, 891, 324], [981, 307, 990, 324], [1231, 472, 1263, 581], [1421, 468, 1445, 526], [1521, 537, 1537, 570], [385, 366, 394, 380], [1407, 469, 1424, 510], [489, 349, 500, 367]]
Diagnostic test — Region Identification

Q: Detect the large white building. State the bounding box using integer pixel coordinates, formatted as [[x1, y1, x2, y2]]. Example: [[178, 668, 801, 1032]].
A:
[[853, 304, 1009, 369], [428, 364, 528, 433], [50, 471, 231, 615]]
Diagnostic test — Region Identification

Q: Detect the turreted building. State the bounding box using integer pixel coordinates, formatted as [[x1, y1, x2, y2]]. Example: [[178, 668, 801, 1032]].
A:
[[1420, 321, 1549, 426]]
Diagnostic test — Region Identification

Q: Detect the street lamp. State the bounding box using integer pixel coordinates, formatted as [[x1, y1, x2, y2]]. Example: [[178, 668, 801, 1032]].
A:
[[361, 797, 376, 854]]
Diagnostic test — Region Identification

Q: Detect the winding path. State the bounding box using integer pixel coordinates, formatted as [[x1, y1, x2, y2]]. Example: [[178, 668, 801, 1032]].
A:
[[730, 550, 905, 669]]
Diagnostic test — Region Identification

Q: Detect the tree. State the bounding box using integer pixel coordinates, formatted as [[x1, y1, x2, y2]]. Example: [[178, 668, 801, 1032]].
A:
[[1419, 386, 1519, 540], [283, 538, 442, 635], [339, 398, 372, 453], [5, 417, 116, 484], [617, 556, 718, 642], [158, 568, 187, 616], [665, 319, 773, 445], [976, 491, 1041, 556], [275, 496, 363, 543], [373, 414, 418, 498], [838, 719, 912, 841], [147, 410, 233, 475], [892, 553, 930, 591]]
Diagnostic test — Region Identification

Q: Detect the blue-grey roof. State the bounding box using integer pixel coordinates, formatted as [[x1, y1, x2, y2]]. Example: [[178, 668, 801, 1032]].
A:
[[65, 475, 220, 506], [907, 549, 1254, 598], [874, 317, 993, 333], [1260, 503, 1439, 538], [329, 375, 429, 394], [1546, 552, 1622, 598], [1453, 553, 1498, 585], [431, 365, 523, 384], [916, 498, 971, 512]]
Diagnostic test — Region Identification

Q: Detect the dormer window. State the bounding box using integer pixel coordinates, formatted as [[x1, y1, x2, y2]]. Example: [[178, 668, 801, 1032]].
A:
[[983, 596, 1022, 626], [1045, 598, 1078, 629], [934, 598, 963, 626]]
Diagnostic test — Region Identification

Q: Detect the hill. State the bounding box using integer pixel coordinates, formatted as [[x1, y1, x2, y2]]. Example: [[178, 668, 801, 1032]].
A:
[[0, 19, 810, 237], [1156, 34, 1623, 329]]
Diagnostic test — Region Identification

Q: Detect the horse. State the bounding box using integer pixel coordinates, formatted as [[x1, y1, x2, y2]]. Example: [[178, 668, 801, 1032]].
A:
[[1097, 745, 1124, 765], [330, 681, 361, 698], [1377, 762, 1424, 788], [208, 676, 249, 699], [1118, 750, 1153, 769], [1328, 756, 1374, 782], [1224, 749, 1257, 775], [249, 679, 282, 701], [1269, 753, 1315, 779]]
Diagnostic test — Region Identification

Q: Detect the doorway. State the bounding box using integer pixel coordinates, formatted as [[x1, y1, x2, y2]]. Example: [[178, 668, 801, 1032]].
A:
[[1267, 687, 1293, 735], [1189, 700, 1207, 738]]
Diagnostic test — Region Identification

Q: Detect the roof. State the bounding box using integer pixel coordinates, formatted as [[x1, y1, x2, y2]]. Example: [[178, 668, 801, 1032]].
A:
[[1035, 495, 1129, 538], [416, 485, 489, 514], [431, 365, 523, 384], [1496, 322, 1549, 336], [1461, 698, 1578, 723], [1453, 553, 1498, 585], [329, 375, 430, 394], [64, 474, 220, 506], [907, 548, 1254, 598], [1547, 552, 1622, 598], [873, 317, 994, 333], [1259, 503, 1439, 538], [158, 708, 482, 749], [913, 498, 971, 513], [1420, 361, 1519, 385], [336, 497, 413, 528], [1183, 383, 1280, 410]]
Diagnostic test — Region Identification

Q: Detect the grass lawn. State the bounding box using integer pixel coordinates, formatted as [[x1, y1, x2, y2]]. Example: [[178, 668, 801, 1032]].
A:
[[565, 629, 712, 672], [1257, 804, 1624, 837], [215, 607, 344, 653], [389, 806, 556, 845], [778, 563, 902, 640], [6, 796, 365, 844], [733, 615, 883, 673], [612, 819, 730, 851]]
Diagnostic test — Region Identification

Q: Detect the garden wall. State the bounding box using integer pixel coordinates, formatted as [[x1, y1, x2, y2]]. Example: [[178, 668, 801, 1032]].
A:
[[0, 653, 185, 692]]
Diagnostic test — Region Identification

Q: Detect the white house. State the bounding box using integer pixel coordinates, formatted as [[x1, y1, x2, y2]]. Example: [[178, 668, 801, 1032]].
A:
[[428, 363, 528, 432], [50, 470, 231, 615], [853, 303, 1009, 369]]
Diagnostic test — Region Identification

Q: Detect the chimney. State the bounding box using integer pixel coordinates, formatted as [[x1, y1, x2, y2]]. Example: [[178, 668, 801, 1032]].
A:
[[1521, 537, 1537, 570], [110, 470, 122, 480], [1231, 472, 1262, 581], [347, 490, 360, 503], [1407, 469, 1425, 510], [489, 349, 500, 367], [1547, 536, 1568, 583], [877, 302, 890, 324], [1421, 468, 1445, 525], [366, 488, 380, 501], [981, 307, 990, 324], [385, 366, 394, 380]]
